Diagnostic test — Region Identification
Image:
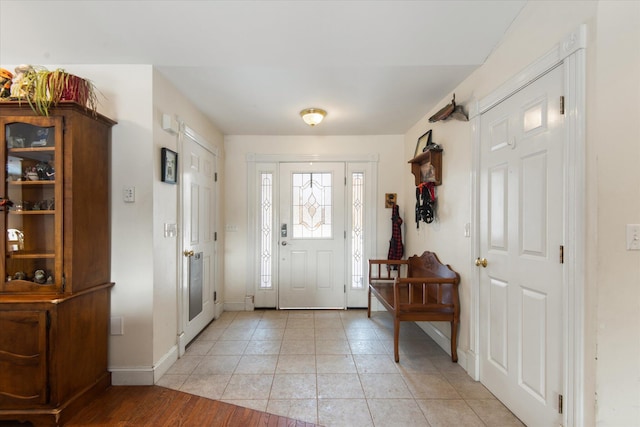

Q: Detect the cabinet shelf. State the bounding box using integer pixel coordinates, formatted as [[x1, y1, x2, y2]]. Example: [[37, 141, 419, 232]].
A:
[[7, 252, 55, 259], [8, 147, 55, 154], [9, 180, 55, 186], [9, 210, 55, 215]]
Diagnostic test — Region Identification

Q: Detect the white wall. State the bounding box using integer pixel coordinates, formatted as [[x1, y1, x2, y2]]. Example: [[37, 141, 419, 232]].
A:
[[223, 135, 405, 307], [402, 1, 639, 425], [61, 65, 158, 375], [591, 3, 640, 425], [151, 70, 225, 370]]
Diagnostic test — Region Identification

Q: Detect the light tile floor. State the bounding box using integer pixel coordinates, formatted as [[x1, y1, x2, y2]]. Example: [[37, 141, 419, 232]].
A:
[[158, 309, 524, 427]]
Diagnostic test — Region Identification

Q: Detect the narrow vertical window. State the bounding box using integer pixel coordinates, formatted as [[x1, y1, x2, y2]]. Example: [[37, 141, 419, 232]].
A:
[[351, 172, 364, 289], [260, 172, 273, 289]]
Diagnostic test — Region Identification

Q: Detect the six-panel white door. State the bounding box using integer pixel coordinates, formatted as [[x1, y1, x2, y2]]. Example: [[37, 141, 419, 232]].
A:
[[180, 131, 217, 346], [479, 65, 564, 427], [278, 162, 345, 309]]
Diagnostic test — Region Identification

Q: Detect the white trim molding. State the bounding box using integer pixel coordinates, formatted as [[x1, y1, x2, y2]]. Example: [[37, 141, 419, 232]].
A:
[[110, 345, 179, 386], [470, 25, 586, 427], [246, 153, 379, 310]]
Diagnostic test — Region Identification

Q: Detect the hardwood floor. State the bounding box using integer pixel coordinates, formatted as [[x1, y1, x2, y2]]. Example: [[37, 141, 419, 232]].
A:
[[0, 386, 319, 427]]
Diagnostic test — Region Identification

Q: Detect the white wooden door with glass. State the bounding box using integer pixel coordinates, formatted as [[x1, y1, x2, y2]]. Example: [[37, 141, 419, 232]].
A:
[[180, 130, 217, 347], [278, 162, 345, 309], [478, 65, 564, 427]]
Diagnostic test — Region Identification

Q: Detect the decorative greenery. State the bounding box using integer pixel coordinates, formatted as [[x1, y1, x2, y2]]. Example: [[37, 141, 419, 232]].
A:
[[11, 66, 98, 116]]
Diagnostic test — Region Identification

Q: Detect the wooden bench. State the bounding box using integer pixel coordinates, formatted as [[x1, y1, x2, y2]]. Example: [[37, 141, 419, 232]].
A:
[[367, 251, 460, 363]]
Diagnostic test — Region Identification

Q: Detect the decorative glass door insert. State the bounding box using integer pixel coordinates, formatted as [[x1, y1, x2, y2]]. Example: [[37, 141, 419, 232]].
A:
[[291, 172, 332, 239], [2, 118, 62, 292]]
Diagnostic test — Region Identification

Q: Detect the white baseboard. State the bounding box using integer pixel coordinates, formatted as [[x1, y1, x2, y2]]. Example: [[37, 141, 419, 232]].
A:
[[224, 301, 248, 311], [215, 301, 224, 318], [153, 345, 179, 383], [416, 321, 470, 374], [110, 367, 154, 385], [178, 332, 186, 357], [109, 345, 179, 386], [466, 349, 480, 380]]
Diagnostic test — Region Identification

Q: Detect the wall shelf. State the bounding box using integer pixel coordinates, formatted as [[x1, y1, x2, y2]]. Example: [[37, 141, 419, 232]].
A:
[[408, 147, 443, 186]]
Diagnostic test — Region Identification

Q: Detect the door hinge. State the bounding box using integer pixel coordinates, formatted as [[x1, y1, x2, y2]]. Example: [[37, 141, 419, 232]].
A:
[[560, 96, 565, 115], [344, 177, 347, 186], [559, 245, 564, 264], [215, 172, 218, 182], [344, 285, 346, 293], [214, 232, 218, 241], [344, 231, 347, 239], [214, 291, 217, 302], [558, 394, 563, 414]]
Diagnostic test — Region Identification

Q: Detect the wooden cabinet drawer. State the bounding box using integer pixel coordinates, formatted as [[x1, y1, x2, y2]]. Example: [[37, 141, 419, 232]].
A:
[[0, 310, 48, 407]]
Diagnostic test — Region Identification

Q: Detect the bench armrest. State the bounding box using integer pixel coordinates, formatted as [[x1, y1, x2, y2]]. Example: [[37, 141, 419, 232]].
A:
[[368, 259, 409, 282]]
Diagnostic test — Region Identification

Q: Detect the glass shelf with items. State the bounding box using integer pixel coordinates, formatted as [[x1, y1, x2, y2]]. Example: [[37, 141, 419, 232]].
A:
[[2, 119, 61, 292]]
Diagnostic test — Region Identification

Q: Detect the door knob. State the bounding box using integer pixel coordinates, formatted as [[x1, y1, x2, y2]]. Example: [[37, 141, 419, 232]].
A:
[[183, 250, 194, 257], [475, 257, 488, 268], [281, 241, 287, 246]]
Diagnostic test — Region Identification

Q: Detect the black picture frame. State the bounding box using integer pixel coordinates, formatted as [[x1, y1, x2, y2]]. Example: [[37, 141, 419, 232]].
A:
[[414, 129, 433, 158], [161, 148, 178, 184]]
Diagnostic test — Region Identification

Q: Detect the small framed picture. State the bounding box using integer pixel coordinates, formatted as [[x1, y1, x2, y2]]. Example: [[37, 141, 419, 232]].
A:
[[161, 148, 178, 184], [414, 129, 433, 158]]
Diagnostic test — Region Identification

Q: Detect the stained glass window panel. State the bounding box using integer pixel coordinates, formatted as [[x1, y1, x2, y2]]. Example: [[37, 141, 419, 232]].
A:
[[292, 172, 332, 238], [351, 172, 364, 289], [259, 172, 273, 289]]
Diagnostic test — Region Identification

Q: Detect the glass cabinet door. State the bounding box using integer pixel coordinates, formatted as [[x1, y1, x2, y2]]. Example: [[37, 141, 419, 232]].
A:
[[2, 117, 63, 293]]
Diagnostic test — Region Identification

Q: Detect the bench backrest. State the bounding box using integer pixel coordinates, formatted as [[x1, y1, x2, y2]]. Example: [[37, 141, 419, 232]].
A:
[[404, 251, 459, 308], [407, 251, 458, 281]]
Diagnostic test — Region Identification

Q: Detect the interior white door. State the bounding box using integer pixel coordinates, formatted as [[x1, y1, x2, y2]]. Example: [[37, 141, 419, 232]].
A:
[[180, 131, 216, 346], [478, 65, 564, 427], [278, 162, 345, 309]]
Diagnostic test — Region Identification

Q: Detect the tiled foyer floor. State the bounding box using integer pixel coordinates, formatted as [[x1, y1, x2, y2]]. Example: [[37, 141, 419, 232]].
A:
[[158, 309, 524, 427]]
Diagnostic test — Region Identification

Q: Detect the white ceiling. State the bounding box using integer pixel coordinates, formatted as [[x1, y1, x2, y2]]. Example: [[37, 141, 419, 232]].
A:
[[0, 1, 526, 135]]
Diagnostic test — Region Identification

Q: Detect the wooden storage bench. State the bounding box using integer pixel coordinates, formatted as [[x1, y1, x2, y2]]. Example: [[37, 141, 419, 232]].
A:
[[367, 251, 460, 363]]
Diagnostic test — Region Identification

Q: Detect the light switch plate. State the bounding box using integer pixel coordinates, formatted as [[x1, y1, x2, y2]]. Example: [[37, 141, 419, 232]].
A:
[[164, 223, 177, 238]]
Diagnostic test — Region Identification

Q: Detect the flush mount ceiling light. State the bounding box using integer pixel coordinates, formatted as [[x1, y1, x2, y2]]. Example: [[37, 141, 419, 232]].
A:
[[300, 108, 327, 127]]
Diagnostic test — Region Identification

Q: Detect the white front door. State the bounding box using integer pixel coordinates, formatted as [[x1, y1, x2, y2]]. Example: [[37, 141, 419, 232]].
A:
[[278, 162, 345, 309], [478, 65, 564, 427], [180, 130, 217, 347]]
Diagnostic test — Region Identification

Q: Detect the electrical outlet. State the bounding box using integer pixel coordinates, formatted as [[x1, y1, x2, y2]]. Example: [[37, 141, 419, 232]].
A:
[[123, 186, 135, 203], [110, 316, 124, 335], [626, 224, 640, 250]]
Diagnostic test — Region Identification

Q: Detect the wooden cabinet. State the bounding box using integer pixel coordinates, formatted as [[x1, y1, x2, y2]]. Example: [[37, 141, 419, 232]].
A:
[[0, 102, 115, 426]]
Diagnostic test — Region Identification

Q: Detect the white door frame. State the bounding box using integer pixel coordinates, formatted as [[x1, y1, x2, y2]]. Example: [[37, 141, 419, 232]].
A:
[[469, 25, 586, 426], [246, 153, 378, 309], [176, 123, 219, 357]]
